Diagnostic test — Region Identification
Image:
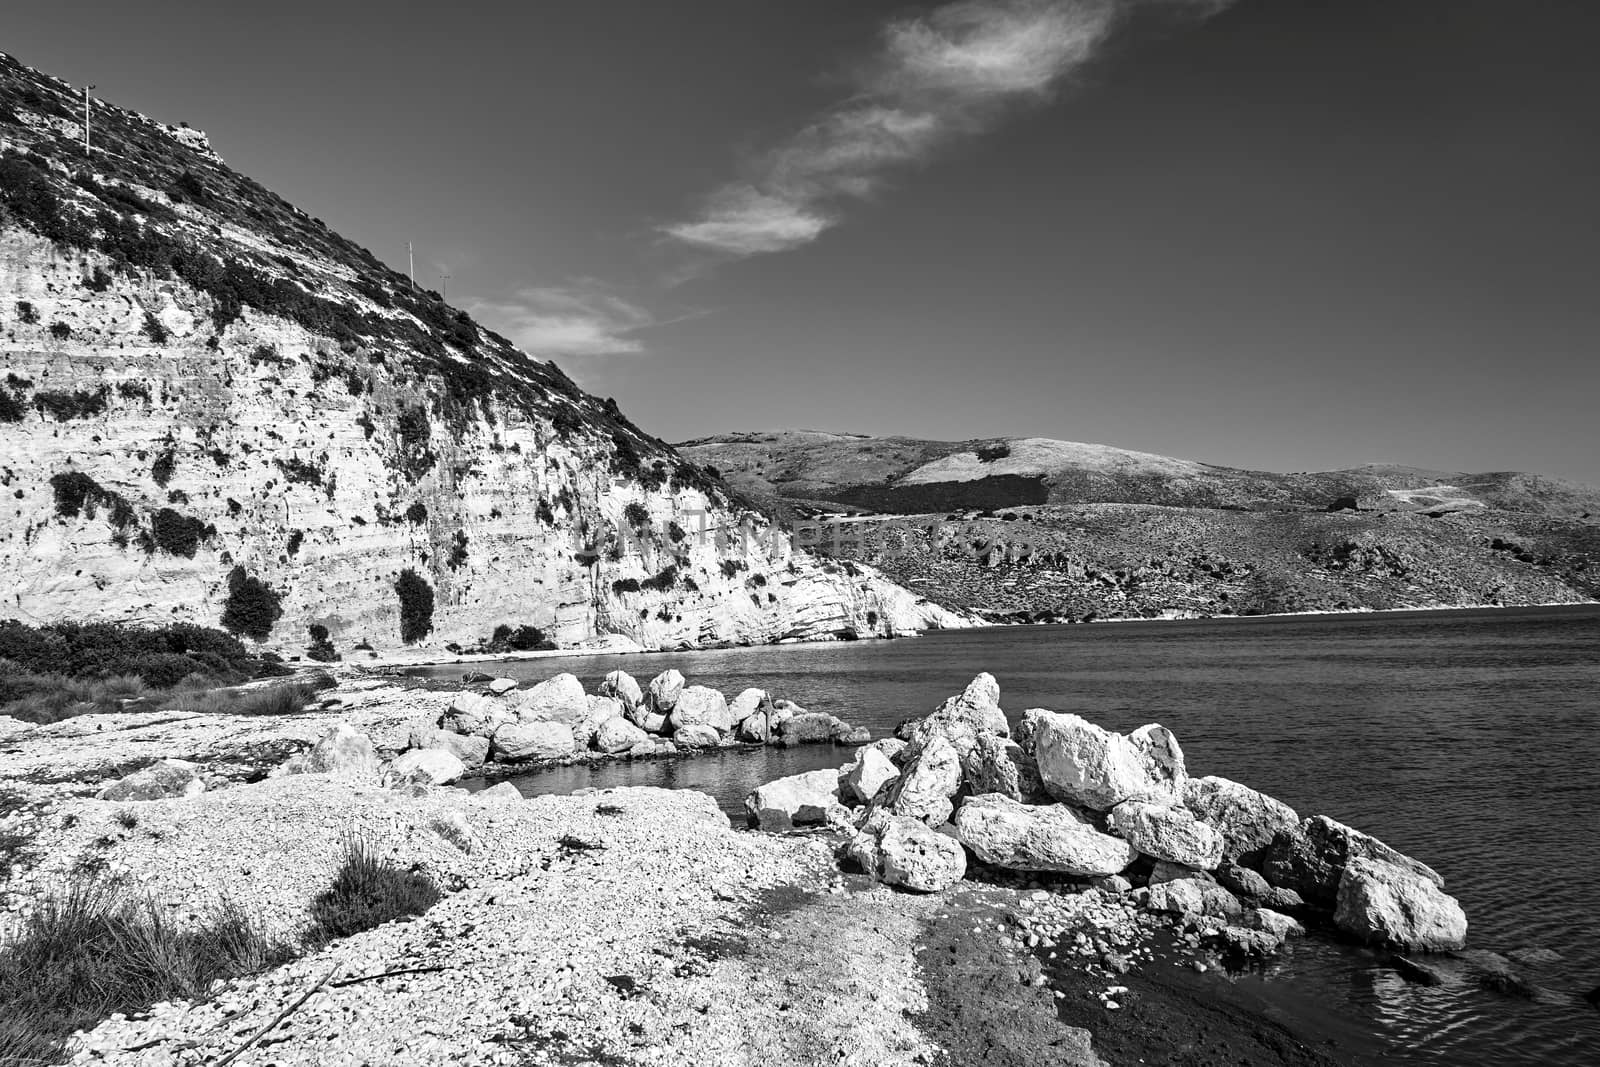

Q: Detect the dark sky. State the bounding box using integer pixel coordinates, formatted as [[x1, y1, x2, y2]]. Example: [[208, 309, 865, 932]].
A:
[[6, 1, 1598, 482]]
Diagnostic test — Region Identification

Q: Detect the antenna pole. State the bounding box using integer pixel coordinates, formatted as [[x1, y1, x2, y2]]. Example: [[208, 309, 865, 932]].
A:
[[440, 271, 450, 300], [408, 241, 414, 285]]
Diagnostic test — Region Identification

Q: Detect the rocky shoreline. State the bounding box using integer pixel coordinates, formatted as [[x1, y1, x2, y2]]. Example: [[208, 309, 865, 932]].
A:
[[0, 669, 1538, 1066]]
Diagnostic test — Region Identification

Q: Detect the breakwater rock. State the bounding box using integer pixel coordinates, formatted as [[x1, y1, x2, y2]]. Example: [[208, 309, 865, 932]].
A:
[[748, 673, 1469, 955], [390, 667, 871, 779]]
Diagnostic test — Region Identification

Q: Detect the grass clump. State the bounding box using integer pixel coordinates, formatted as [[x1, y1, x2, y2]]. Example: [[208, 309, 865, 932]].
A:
[[0, 879, 291, 1066], [304, 838, 440, 949]]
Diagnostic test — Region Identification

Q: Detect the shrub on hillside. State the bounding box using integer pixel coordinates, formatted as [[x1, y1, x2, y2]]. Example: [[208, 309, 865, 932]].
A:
[[140, 310, 168, 344], [220, 566, 283, 641], [303, 838, 440, 949], [14, 300, 39, 325], [150, 508, 213, 558], [623, 502, 649, 527], [0, 621, 262, 690], [150, 450, 176, 488], [0, 383, 23, 422], [306, 623, 339, 663], [977, 442, 1011, 462], [32, 388, 108, 421], [481, 624, 555, 653], [395, 568, 434, 644]]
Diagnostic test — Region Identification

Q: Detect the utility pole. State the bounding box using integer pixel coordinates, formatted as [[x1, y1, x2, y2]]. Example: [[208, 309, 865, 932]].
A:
[[440, 271, 450, 300], [407, 241, 414, 286], [83, 84, 95, 158]]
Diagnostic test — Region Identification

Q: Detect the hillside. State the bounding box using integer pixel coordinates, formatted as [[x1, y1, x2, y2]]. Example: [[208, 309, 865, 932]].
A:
[[0, 53, 967, 656], [678, 432, 1600, 620]]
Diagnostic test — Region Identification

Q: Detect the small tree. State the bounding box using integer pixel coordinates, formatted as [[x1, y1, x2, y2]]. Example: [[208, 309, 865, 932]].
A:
[[395, 569, 434, 644], [220, 566, 282, 641]]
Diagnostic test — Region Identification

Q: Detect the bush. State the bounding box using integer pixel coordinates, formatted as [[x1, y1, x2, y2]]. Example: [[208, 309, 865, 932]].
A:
[[220, 566, 282, 641], [0, 878, 291, 1066], [481, 624, 554, 653], [640, 565, 679, 593], [47, 472, 134, 526], [977, 442, 1011, 463], [0, 384, 22, 423], [32, 388, 108, 421], [306, 623, 339, 662], [404, 502, 428, 525], [447, 530, 468, 570], [0, 621, 262, 692], [623, 502, 649, 527], [719, 559, 746, 580], [611, 577, 641, 595], [15, 300, 39, 325], [303, 838, 439, 948], [395, 568, 434, 644], [47, 321, 72, 340], [140, 310, 168, 343], [150, 449, 176, 488], [150, 507, 212, 558]]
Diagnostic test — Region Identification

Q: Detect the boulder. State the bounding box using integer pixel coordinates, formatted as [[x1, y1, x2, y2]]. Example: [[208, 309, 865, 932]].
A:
[[737, 711, 770, 744], [476, 781, 523, 804], [647, 669, 685, 712], [1221, 926, 1283, 958], [1107, 801, 1225, 870], [442, 692, 514, 738], [594, 715, 649, 754], [1248, 907, 1305, 942], [961, 733, 1043, 802], [729, 688, 773, 725], [777, 712, 844, 745], [670, 686, 733, 734], [1149, 861, 1213, 885], [1215, 861, 1305, 911], [878, 816, 967, 892], [885, 734, 962, 825], [492, 720, 576, 762], [573, 695, 625, 750], [487, 678, 518, 695], [1182, 776, 1299, 866], [834, 724, 872, 745], [841, 747, 900, 805], [97, 759, 205, 802], [296, 722, 380, 780], [1264, 815, 1444, 908], [1144, 877, 1243, 921], [510, 673, 588, 724], [407, 727, 490, 772], [903, 673, 1009, 762], [1015, 708, 1051, 752], [1334, 858, 1467, 951], [600, 670, 644, 711], [866, 738, 909, 765], [1032, 713, 1186, 811], [672, 724, 722, 748], [746, 769, 842, 831], [388, 747, 467, 786], [954, 793, 1137, 876]]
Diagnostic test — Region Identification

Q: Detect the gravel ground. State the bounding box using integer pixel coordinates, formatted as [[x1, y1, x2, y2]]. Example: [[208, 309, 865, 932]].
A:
[[34, 780, 942, 1066]]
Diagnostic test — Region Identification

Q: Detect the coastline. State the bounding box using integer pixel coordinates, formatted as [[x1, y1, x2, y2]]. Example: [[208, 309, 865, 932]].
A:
[[372, 599, 1600, 673]]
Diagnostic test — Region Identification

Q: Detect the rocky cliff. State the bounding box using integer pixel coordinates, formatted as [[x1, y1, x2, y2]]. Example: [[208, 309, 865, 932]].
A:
[[679, 432, 1600, 620], [0, 53, 967, 656]]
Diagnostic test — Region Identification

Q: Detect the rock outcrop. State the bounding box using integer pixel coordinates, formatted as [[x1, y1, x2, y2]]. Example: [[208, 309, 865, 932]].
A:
[[1033, 714, 1186, 811], [1334, 858, 1468, 951], [954, 794, 1137, 876], [95, 758, 205, 801], [0, 53, 975, 657]]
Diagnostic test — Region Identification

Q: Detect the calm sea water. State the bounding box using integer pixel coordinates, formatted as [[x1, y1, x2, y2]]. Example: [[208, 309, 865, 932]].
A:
[[420, 605, 1600, 1065]]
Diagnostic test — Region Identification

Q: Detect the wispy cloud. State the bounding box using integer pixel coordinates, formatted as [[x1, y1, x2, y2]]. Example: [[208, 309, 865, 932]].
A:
[[663, 0, 1230, 258], [468, 284, 658, 357]]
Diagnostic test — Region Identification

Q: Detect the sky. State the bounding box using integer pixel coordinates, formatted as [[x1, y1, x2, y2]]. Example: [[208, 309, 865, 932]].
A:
[[6, 0, 1599, 483]]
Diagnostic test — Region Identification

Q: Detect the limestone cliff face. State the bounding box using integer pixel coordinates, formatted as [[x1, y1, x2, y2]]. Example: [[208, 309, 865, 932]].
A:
[[0, 53, 968, 655]]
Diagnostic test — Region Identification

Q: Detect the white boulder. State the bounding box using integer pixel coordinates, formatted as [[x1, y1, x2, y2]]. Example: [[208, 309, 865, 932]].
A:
[[97, 758, 205, 801], [886, 733, 962, 825], [1108, 800, 1225, 870], [647, 669, 685, 712], [295, 722, 380, 780], [729, 688, 773, 725], [841, 747, 900, 805], [878, 816, 967, 893], [442, 692, 514, 738], [511, 673, 588, 724], [1334, 858, 1467, 951], [388, 747, 467, 786], [746, 769, 842, 831], [1182, 776, 1299, 864], [593, 715, 648, 754], [1032, 713, 1186, 811], [670, 686, 732, 734], [954, 793, 1137, 876], [492, 720, 576, 762]]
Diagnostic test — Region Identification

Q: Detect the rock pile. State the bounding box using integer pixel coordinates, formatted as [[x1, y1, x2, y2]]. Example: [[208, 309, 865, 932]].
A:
[[747, 674, 1468, 956], [386, 668, 870, 778]]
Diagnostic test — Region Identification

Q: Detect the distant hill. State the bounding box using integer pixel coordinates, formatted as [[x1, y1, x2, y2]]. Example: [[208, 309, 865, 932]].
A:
[[677, 431, 1600, 519], [678, 432, 1600, 620]]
